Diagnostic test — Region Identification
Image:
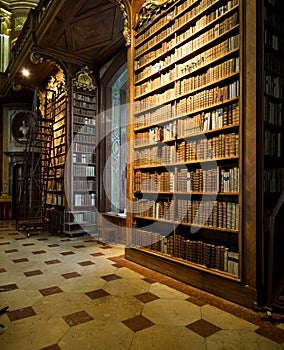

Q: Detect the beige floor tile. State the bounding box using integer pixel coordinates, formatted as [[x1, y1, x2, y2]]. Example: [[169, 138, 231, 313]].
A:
[[59, 319, 133, 350], [149, 282, 189, 300], [206, 330, 282, 350], [142, 298, 201, 326], [104, 277, 150, 297], [32, 292, 92, 319], [201, 304, 258, 331], [130, 324, 207, 350], [0, 315, 68, 350], [0, 288, 42, 311], [86, 295, 143, 321]]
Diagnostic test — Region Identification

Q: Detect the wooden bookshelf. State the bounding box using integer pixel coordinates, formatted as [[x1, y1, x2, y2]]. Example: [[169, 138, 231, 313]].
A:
[[45, 77, 67, 211], [64, 66, 97, 236], [126, 0, 261, 306]]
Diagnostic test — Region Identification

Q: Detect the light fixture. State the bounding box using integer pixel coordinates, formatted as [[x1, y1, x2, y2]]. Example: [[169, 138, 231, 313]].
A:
[[22, 68, 30, 77]]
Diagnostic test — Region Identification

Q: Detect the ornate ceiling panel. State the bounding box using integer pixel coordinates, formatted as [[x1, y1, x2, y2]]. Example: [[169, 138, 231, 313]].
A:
[[41, 0, 125, 65]]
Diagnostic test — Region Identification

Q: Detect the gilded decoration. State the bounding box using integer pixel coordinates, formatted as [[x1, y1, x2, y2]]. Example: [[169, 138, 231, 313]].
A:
[[137, 0, 175, 28], [74, 66, 96, 92], [115, 0, 130, 46], [0, 8, 11, 35]]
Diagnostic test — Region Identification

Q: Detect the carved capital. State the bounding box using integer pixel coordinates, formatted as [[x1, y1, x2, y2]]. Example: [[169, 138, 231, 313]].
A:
[[115, 0, 131, 46]]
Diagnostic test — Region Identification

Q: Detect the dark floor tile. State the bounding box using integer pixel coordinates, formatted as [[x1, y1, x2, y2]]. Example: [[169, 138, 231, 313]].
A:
[[255, 325, 284, 344], [24, 270, 43, 277], [186, 319, 221, 337], [39, 286, 63, 296], [7, 306, 36, 321], [90, 252, 104, 257], [32, 250, 47, 254], [23, 243, 35, 247], [78, 261, 95, 266], [0, 242, 10, 245], [12, 258, 29, 263], [100, 245, 112, 249], [0, 268, 6, 273], [37, 238, 48, 241], [45, 259, 61, 265], [61, 272, 81, 279], [15, 237, 26, 240], [60, 239, 71, 242], [101, 274, 122, 282], [0, 283, 18, 292], [85, 289, 111, 300], [73, 245, 86, 249], [122, 315, 155, 332], [63, 310, 93, 327], [60, 251, 75, 256], [48, 244, 60, 248], [4, 249, 18, 253], [134, 292, 160, 304]]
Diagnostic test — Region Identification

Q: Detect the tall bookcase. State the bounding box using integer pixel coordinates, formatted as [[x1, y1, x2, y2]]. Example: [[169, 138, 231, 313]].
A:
[[258, 0, 284, 305], [64, 66, 97, 236], [44, 75, 67, 228], [126, 0, 261, 307]]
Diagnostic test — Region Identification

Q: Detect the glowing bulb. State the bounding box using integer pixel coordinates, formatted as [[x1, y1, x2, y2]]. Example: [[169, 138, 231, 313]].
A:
[[22, 68, 30, 77]]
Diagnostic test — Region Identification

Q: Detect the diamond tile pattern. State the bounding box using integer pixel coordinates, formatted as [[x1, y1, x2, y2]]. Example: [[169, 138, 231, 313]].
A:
[[122, 315, 155, 332], [63, 310, 93, 327], [7, 306, 36, 321], [0, 221, 282, 350], [186, 319, 222, 337], [85, 289, 110, 300]]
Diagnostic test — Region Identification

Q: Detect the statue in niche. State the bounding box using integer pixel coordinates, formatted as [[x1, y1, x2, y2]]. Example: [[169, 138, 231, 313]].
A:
[[19, 120, 29, 139]]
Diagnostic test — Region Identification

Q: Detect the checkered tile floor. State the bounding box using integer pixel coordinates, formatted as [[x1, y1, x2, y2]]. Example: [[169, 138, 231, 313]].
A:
[[0, 221, 283, 350]]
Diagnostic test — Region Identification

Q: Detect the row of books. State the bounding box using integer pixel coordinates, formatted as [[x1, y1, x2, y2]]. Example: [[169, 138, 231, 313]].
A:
[[73, 143, 96, 153], [177, 57, 239, 94], [176, 133, 239, 161], [264, 168, 284, 193], [177, 199, 239, 230], [135, 55, 239, 99], [73, 108, 96, 118], [135, 24, 175, 57], [73, 93, 96, 103], [134, 102, 239, 133], [135, 0, 197, 46], [175, 0, 239, 36], [73, 164, 95, 177], [74, 193, 96, 207], [177, 38, 239, 79], [264, 29, 283, 53], [134, 83, 239, 129], [132, 229, 239, 276], [133, 197, 239, 230], [46, 194, 64, 206], [175, 12, 238, 60], [134, 36, 176, 70], [265, 52, 284, 78], [264, 129, 283, 157], [134, 133, 239, 166], [54, 128, 65, 139], [73, 125, 96, 135], [73, 179, 96, 191], [135, 0, 237, 57], [134, 166, 239, 193], [264, 74, 283, 98], [73, 152, 95, 164], [48, 178, 64, 191], [176, 80, 240, 114], [72, 134, 96, 144], [264, 97, 283, 127]]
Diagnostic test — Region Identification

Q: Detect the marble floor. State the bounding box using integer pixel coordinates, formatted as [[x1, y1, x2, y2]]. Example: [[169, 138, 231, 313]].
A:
[[0, 221, 283, 350]]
